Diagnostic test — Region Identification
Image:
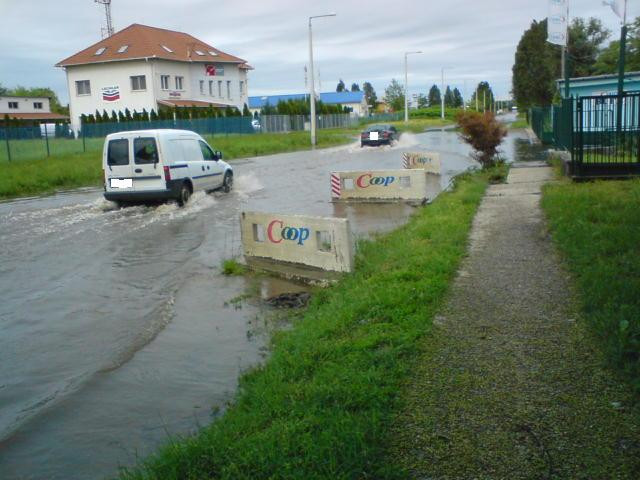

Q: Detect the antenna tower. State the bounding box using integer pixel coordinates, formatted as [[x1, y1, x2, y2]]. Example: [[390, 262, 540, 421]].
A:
[[95, 0, 114, 38]]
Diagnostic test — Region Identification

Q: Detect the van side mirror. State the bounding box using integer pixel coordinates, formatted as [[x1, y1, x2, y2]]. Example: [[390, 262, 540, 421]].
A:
[[215, 151, 223, 160]]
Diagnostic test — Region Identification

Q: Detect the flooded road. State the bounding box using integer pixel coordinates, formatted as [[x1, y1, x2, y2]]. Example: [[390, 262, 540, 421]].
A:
[[0, 128, 526, 479]]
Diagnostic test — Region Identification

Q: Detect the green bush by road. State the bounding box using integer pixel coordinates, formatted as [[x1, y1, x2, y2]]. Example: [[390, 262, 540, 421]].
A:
[[542, 178, 640, 389], [118, 170, 490, 480]]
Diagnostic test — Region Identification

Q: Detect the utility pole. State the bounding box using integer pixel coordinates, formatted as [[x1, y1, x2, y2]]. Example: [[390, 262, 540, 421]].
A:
[[616, 0, 629, 133], [308, 13, 336, 147], [483, 90, 486, 112], [440, 68, 445, 120], [475, 84, 478, 111], [404, 51, 422, 123]]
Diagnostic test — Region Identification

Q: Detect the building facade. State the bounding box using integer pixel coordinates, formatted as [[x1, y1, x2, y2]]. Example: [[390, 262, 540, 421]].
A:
[[557, 71, 640, 98], [57, 24, 252, 130]]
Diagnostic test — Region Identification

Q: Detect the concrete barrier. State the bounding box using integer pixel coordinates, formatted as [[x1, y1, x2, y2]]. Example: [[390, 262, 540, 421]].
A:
[[330, 169, 427, 201], [240, 211, 354, 272], [402, 152, 441, 174]]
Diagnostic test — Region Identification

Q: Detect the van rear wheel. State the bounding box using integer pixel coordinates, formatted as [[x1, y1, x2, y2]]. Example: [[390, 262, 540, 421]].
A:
[[177, 183, 191, 207]]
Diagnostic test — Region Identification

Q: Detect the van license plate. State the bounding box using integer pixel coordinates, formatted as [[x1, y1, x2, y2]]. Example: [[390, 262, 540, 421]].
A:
[[110, 178, 132, 188], [369, 132, 379, 140]]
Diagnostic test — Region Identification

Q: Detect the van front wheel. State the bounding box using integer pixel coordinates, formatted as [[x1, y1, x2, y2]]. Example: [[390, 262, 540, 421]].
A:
[[177, 183, 191, 207], [222, 172, 233, 193]]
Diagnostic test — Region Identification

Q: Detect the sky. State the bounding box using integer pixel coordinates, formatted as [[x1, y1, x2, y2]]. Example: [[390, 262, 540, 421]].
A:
[[1, 0, 638, 105]]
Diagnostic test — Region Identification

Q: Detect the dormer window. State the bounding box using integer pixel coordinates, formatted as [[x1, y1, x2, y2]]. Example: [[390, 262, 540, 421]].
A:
[[195, 50, 205, 56], [117, 45, 129, 53], [95, 47, 106, 55], [208, 51, 218, 56], [161, 45, 173, 53]]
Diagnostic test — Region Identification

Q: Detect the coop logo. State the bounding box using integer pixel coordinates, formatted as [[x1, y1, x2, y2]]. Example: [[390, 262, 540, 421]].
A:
[[356, 173, 396, 188], [267, 220, 310, 246]]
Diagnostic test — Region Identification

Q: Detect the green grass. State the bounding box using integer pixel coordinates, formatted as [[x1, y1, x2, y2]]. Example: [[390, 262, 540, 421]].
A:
[[0, 152, 102, 199], [117, 170, 490, 480], [509, 113, 528, 129], [221, 258, 248, 276], [542, 178, 640, 389]]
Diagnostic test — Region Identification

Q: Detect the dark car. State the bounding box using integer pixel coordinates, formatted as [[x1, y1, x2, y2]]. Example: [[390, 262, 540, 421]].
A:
[[360, 124, 398, 147]]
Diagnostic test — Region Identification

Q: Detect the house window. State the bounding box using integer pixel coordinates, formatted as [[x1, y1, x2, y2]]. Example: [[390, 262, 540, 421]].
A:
[[218, 81, 222, 97], [34, 102, 43, 109], [215, 66, 225, 76], [226, 81, 231, 99], [199, 80, 205, 94], [76, 80, 91, 96], [209, 80, 214, 96], [8, 102, 18, 109], [239, 81, 244, 97], [175, 76, 184, 90], [160, 75, 170, 90], [131, 75, 147, 91]]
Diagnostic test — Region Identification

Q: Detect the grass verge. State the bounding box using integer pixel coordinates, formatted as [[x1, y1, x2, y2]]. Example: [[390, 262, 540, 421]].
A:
[[509, 112, 528, 129], [221, 258, 248, 276], [542, 178, 640, 390], [118, 170, 491, 479]]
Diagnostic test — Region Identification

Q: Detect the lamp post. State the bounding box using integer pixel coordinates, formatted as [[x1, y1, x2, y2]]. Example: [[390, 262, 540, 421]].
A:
[[309, 13, 336, 146], [404, 51, 422, 123], [441, 68, 445, 120]]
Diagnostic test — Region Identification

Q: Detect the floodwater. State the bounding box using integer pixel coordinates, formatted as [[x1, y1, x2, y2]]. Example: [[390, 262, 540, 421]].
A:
[[0, 128, 526, 479]]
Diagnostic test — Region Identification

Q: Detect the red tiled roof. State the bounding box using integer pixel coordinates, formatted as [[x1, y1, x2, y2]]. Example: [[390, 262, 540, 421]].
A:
[[2, 112, 69, 120], [56, 24, 246, 67], [158, 99, 229, 108]]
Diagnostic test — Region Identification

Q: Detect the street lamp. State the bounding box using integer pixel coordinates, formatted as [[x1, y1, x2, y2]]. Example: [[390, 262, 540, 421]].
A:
[[404, 51, 422, 123], [309, 13, 336, 146], [441, 68, 446, 120]]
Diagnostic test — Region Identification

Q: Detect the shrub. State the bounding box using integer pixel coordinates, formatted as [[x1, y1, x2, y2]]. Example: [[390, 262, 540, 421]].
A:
[[456, 111, 507, 168]]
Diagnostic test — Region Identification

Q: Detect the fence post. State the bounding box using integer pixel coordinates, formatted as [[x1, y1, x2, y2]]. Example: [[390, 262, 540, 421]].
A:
[[4, 128, 11, 162], [44, 123, 50, 157], [82, 124, 86, 152]]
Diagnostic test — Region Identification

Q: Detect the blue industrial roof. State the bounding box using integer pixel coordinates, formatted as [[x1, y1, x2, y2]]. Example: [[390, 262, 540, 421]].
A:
[[248, 91, 364, 109]]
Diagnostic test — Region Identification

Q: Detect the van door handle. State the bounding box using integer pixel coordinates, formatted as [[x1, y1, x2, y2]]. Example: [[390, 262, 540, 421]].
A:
[[201, 166, 205, 171], [134, 168, 142, 173]]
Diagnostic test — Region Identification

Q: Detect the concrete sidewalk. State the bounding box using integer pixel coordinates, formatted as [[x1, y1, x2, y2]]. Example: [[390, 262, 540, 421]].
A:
[[390, 166, 640, 478]]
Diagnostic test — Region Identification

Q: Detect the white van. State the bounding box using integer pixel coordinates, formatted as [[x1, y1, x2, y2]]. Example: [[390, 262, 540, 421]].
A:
[[103, 129, 233, 206]]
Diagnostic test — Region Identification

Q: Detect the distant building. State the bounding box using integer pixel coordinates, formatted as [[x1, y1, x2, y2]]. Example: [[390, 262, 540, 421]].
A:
[[56, 23, 253, 131], [248, 91, 369, 116], [0, 95, 68, 123], [557, 71, 640, 97]]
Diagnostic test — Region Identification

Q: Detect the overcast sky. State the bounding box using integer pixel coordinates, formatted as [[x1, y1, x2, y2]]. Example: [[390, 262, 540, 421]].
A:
[[1, 0, 638, 105]]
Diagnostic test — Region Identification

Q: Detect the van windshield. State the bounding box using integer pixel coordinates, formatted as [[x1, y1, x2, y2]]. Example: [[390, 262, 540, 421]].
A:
[[107, 139, 129, 166], [134, 138, 158, 164]]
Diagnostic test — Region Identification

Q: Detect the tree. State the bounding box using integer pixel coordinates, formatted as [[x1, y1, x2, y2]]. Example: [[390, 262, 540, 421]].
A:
[[242, 103, 250, 116], [456, 111, 507, 168], [362, 82, 378, 108], [568, 17, 610, 77], [124, 108, 133, 121], [336, 79, 346, 92], [384, 79, 405, 111], [453, 87, 464, 107], [102, 109, 110, 123], [0, 83, 7, 95], [444, 86, 454, 107], [110, 110, 118, 123], [351, 83, 360, 92], [512, 17, 610, 109], [428, 84, 441, 107], [118, 110, 126, 122], [417, 93, 429, 109], [512, 19, 557, 109], [150, 109, 159, 121], [470, 82, 495, 111], [594, 17, 640, 74]]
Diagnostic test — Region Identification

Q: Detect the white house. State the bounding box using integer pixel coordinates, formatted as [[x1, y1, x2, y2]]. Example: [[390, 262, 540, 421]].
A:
[[56, 23, 252, 131], [0, 95, 68, 122]]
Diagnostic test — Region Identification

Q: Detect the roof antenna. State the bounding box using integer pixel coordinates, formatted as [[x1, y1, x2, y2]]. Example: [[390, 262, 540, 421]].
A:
[[95, 0, 114, 38]]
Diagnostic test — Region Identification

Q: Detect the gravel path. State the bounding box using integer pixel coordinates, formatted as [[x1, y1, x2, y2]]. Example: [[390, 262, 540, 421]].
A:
[[389, 166, 640, 479]]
